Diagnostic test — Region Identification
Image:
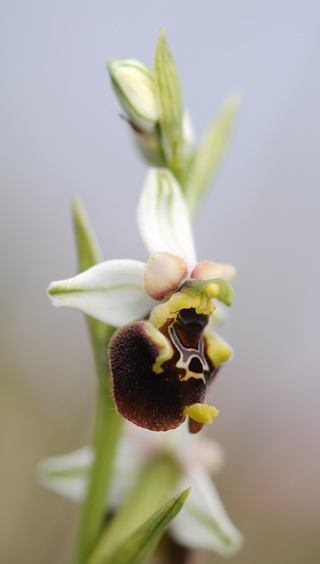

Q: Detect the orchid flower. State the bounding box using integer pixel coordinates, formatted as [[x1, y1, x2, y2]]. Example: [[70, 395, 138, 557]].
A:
[[37, 421, 243, 558], [47, 167, 235, 433]]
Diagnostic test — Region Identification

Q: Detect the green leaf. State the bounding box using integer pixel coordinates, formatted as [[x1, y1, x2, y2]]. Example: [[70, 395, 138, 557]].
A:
[[72, 196, 102, 272], [185, 92, 242, 218], [90, 487, 191, 564], [153, 28, 184, 183]]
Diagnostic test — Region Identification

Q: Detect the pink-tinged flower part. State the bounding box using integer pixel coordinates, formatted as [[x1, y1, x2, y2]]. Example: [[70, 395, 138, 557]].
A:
[[192, 261, 236, 282], [143, 252, 188, 300], [47, 167, 235, 433]]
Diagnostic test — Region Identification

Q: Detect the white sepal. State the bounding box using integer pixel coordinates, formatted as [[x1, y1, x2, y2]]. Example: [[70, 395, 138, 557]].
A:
[[36, 425, 146, 508], [36, 447, 92, 502], [171, 466, 243, 557], [47, 259, 155, 327], [137, 168, 197, 273]]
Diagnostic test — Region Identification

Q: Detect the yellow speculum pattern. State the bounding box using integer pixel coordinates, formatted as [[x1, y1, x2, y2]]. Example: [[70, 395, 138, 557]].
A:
[[147, 283, 216, 380]]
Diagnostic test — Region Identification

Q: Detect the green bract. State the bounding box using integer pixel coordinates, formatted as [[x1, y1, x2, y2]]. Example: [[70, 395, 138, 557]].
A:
[[153, 28, 184, 183], [185, 92, 242, 218]]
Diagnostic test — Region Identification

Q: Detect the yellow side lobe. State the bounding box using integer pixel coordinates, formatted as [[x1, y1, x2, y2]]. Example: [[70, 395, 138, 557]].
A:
[[144, 321, 174, 374], [184, 403, 219, 424]]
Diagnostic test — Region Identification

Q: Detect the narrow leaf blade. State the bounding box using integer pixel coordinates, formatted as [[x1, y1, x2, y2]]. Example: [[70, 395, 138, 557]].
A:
[[103, 487, 191, 564], [185, 92, 242, 218], [72, 196, 102, 272]]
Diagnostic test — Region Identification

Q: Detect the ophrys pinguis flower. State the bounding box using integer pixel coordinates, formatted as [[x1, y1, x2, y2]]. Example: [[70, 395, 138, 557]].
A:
[[47, 168, 235, 433]]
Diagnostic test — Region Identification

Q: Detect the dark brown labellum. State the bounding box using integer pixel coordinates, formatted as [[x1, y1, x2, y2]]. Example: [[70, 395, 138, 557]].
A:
[[109, 308, 220, 432]]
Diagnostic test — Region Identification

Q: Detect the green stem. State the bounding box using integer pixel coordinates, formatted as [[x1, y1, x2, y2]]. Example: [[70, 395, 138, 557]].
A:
[[72, 322, 123, 564], [71, 199, 123, 563]]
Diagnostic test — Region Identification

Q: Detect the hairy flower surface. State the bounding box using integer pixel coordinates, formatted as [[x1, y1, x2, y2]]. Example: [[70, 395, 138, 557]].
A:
[[37, 422, 243, 557], [48, 168, 235, 432]]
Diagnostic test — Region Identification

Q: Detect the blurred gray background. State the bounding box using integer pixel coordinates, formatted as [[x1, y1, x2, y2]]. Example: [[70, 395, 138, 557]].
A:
[[1, 1, 320, 563]]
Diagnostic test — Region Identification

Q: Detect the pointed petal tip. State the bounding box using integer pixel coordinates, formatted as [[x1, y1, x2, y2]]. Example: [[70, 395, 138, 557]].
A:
[[46, 281, 65, 306]]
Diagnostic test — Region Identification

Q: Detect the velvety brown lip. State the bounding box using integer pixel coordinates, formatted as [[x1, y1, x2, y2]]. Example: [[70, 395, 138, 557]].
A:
[[109, 308, 218, 433]]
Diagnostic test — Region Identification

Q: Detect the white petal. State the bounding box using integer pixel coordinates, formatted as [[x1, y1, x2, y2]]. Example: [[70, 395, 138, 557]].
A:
[[171, 467, 243, 557], [36, 446, 92, 502], [47, 259, 156, 327], [137, 168, 197, 273]]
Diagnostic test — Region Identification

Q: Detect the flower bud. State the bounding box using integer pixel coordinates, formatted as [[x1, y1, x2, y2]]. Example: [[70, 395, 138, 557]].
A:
[[108, 54, 195, 170], [107, 59, 158, 135]]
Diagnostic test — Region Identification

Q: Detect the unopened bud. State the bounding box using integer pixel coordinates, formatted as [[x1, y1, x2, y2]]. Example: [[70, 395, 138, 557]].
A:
[[108, 59, 158, 134]]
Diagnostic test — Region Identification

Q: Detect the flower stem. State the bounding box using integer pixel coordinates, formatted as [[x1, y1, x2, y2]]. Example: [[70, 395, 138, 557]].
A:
[[71, 197, 123, 563], [72, 322, 123, 564]]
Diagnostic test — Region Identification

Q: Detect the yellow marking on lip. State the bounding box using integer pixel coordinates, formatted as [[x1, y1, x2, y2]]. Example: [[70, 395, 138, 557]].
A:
[[184, 403, 219, 424], [204, 330, 233, 367], [180, 370, 205, 383], [144, 322, 174, 374]]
